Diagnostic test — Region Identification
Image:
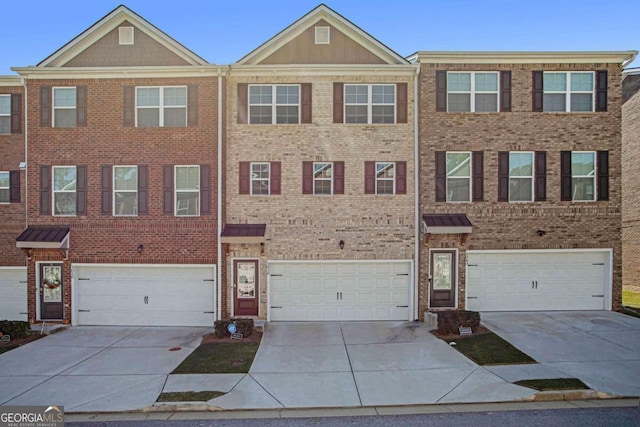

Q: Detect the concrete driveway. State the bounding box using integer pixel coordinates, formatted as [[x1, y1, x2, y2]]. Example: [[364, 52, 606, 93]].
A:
[[0, 326, 208, 412], [481, 311, 640, 397]]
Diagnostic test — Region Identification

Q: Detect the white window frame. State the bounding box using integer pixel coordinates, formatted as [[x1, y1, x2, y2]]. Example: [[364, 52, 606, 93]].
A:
[[315, 26, 330, 44], [0, 171, 9, 204], [447, 72, 499, 113], [135, 86, 187, 127], [571, 151, 597, 202], [0, 94, 10, 134], [119, 26, 134, 45], [250, 162, 270, 195], [174, 165, 200, 217], [344, 84, 396, 124], [313, 162, 333, 195], [375, 162, 395, 195], [544, 71, 595, 112], [446, 152, 472, 203], [113, 165, 138, 217], [52, 166, 76, 217], [52, 87, 76, 128], [248, 84, 300, 124], [508, 151, 534, 203]]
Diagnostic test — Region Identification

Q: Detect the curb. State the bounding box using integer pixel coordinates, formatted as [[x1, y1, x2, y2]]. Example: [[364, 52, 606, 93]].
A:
[[525, 389, 621, 402]]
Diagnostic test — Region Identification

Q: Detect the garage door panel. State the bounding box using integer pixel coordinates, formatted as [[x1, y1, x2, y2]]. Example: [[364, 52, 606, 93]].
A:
[[0, 268, 28, 321]]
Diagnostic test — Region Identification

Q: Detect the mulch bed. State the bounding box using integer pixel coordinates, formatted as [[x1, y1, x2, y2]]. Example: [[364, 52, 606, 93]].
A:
[[0, 333, 46, 354], [430, 325, 491, 341], [201, 330, 263, 344]]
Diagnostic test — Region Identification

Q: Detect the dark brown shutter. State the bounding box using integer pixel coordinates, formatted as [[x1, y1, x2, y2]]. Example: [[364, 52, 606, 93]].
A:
[[435, 151, 446, 202], [472, 151, 484, 202], [163, 165, 174, 215], [500, 71, 512, 112], [40, 86, 51, 126], [596, 70, 608, 112], [101, 165, 112, 214], [561, 151, 572, 201], [270, 162, 281, 195], [364, 161, 376, 194], [436, 71, 447, 112], [200, 164, 211, 214], [396, 161, 407, 194], [239, 162, 250, 194], [237, 83, 248, 124], [396, 83, 408, 123], [532, 71, 544, 112], [9, 170, 20, 203], [10, 94, 21, 133], [188, 84, 198, 126], [40, 165, 51, 214], [333, 82, 344, 123], [123, 86, 134, 126], [498, 151, 509, 202], [597, 151, 609, 201], [137, 165, 148, 215], [301, 83, 312, 124], [333, 161, 344, 195], [302, 161, 314, 194], [76, 165, 87, 215], [76, 86, 87, 127], [535, 151, 547, 201]]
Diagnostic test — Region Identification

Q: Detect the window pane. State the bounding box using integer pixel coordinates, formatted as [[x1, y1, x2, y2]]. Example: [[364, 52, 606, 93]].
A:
[[448, 94, 471, 112], [114, 167, 137, 191], [54, 110, 76, 128], [0, 189, 8, 203], [543, 94, 566, 112], [475, 94, 497, 112], [509, 152, 533, 177], [176, 192, 199, 215], [0, 117, 10, 134], [251, 163, 270, 195], [276, 106, 299, 124], [447, 179, 470, 202], [570, 93, 593, 112], [448, 73, 471, 91], [54, 193, 76, 215], [275, 86, 299, 104], [0, 96, 9, 114], [163, 87, 186, 106], [571, 73, 593, 91], [164, 107, 187, 126], [544, 73, 566, 91], [176, 166, 199, 190], [115, 192, 137, 215], [53, 88, 76, 107], [137, 88, 160, 107], [376, 163, 395, 179], [372, 85, 394, 104], [446, 153, 471, 177], [138, 109, 160, 127], [509, 178, 533, 202], [53, 167, 76, 191], [251, 163, 270, 179], [314, 163, 332, 179], [314, 180, 332, 195], [0, 172, 8, 203], [571, 152, 595, 176], [249, 86, 272, 104], [249, 106, 272, 124], [377, 180, 394, 195], [475, 73, 498, 91], [344, 85, 368, 103], [372, 105, 394, 123], [572, 177, 595, 201], [345, 105, 368, 123]]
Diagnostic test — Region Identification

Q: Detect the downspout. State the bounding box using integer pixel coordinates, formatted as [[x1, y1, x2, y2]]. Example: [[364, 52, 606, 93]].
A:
[[22, 76, 28, 230], [216, 68, 223, 321], [413, 64, 420, 321]]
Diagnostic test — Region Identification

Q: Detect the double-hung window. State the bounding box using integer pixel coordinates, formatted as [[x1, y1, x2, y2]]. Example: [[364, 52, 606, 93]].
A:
[[376, 162, 395, 195], [249, 85, 299, 124], [345, 84, 395, 124], [543, 72, 594, 112], [446, 152, 471, 202], [571, 152, 596, 201], [113, 166, 138, 216], [136, 86, 187, 127], [0, 172, 9, 203], [53, 87, 77, 127], [0, 95, 10, 134], [251, 163, 270, 195], [314, 162, 333, 195], [175, 165, 200, 216], [447, 72, 499, 112], [53, 166, 76, 215], [508, 152, 534, 202]]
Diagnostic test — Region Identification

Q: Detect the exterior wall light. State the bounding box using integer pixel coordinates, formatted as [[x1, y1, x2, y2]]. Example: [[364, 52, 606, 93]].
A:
[[339, 240, 345, 250], [137, 243, 144, 253]]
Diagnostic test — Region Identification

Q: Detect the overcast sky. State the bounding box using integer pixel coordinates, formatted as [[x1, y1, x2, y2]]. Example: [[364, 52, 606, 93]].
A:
[[1, 0, 638, 74]]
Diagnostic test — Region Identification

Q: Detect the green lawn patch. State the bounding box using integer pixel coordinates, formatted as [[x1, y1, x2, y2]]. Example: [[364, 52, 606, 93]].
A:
[[172, 342, 260, 374], [623, 289, 640, 309], [157, 391, 225, 402], [515, 378, 589, 391], [447, 332, 536, 365]]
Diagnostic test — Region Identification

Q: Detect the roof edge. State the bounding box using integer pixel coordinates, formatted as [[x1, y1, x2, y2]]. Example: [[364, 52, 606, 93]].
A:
[[409, 51, 638, 65]]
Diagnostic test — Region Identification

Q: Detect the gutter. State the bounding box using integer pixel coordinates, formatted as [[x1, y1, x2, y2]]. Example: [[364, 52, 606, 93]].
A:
[[216, 68, 223, 321], [413, 64, 420, 320]]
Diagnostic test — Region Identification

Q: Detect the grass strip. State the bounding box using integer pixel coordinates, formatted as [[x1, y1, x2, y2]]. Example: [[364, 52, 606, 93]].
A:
[[514, 378, 589, 391], [157, 391, 225, 402], [172, 342, 260, 374], [447, 332, 536, 365]]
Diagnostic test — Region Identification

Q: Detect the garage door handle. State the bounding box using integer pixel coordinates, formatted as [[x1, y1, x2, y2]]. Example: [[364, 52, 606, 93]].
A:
[[532, 281, 535, 289], [78, 309, 90, 312], [592, 295, 604, 298], [144, 296, 149, 304], [396, 305, 409, 308], [271, 306, 283, 309], [467, 297, 478, 299]]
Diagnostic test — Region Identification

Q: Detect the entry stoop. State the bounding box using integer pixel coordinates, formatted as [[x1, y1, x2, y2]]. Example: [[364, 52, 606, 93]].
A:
[[424, 311, 438, 330]]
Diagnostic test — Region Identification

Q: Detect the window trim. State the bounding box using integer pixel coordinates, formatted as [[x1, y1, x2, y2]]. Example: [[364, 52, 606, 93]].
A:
[[571, 150, 597, 202], [0, 171, 9, 204], [174, 165, 200, 216], [313, 162, 333, 195], [543, 71, 595, 112], [113, 165, 138, 217], [0, 95, 10, 134], [375, 162, 396, 195], [344, 84, 396, 124], [135, 86, 188, 127], [446, 152, 472, 203], [52, 165, 76, 217], [508, 151, 535, 203], [52, 87, 77, 128], [250, 162, 271, 195], [248, 84, 300, 125], [447, 71, 500, 113]]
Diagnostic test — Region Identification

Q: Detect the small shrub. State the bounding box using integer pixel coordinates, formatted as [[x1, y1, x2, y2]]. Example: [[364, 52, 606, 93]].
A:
[[436, 310, 480, 335], [0, 320, 31, 339], [214, 318, 254, 338]]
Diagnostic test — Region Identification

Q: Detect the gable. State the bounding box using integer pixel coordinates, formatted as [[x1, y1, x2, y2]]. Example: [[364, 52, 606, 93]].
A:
[[260, 20, 385, 65]]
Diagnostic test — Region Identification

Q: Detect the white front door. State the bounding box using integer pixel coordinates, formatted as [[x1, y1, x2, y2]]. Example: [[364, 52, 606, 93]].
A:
[[0, 267, 28, 321]]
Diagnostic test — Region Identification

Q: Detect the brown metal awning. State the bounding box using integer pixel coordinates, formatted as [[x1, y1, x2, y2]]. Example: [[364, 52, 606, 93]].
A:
[[16, 226, 70, 259], [221, 224, 266, 244], [422, 214, 472, 246]]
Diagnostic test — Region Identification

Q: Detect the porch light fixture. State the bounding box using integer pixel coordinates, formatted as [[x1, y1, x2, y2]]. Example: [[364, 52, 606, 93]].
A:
[[137, 243, 144, 253], [339, 240, 345, 250], [536, 230, 546, 237]]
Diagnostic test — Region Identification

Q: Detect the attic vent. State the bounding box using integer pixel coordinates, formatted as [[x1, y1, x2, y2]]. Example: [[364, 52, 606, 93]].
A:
[[119, 27, 134, 45], [315, 26, 330, 44]]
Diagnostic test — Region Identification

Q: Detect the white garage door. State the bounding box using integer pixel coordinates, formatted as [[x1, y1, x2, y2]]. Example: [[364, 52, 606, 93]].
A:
[[269, 261, 412, 321], [466, 251, 610, 311], [74, 264, 216, 326], [0, 267, 28, 321]]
